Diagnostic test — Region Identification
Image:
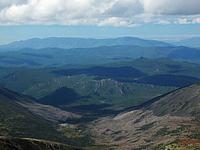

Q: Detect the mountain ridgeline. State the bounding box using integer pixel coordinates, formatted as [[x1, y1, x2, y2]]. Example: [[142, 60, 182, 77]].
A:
[[0, 37, 171, 50], [174, 37, 200, 48], [0, 45, 200, 68]]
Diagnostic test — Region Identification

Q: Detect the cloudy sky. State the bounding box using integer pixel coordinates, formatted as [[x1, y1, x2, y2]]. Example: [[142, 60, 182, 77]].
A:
[[0, 0, 200, 43]]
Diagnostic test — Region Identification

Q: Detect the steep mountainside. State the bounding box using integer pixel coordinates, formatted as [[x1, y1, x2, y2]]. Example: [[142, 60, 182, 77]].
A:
[[148, 84, 200, 119], [90, 84, 200, 150], [0, 87, 79, 142]]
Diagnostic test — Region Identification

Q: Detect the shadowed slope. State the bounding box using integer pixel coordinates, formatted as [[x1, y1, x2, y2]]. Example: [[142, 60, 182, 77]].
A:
[[0, 137, 81, 150], [0, 87, 79, 143]]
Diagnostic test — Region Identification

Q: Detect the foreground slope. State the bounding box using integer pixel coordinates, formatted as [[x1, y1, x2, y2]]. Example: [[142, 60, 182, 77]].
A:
[[0, 137, 80, 150], [90, 84, 200, 149], [0, 87, 79, 143]]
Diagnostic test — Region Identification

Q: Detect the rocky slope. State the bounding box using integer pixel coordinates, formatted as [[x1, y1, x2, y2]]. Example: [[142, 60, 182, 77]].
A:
[[0, 87, 79, 143], [0, 137, 80, 150], [89, 84, 200, 150]]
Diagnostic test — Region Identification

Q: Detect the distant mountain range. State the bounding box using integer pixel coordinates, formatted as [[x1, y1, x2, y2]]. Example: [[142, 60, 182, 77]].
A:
[[174, 37, 200, 48], [0, 45, 199, 67], [0, 37, 171, 50], [0, 36, 200, 67]]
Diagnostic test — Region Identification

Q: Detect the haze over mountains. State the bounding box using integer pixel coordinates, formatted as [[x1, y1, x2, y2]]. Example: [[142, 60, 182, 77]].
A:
[[0, 36, 199, 150], [174, 37, 200, 48], [1, 0, 200, 148], [0, 37, 171, 50], [0, 37, 200, 68]]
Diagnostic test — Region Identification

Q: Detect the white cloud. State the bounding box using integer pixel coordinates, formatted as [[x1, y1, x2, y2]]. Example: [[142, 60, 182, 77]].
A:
[[0, 0, 200, 26], [141, 0, 200, 15], [104, 0, 143, 17], [193, 17, 200, 23], [176, 18, 191, 24], [0, 0, 27, 9]]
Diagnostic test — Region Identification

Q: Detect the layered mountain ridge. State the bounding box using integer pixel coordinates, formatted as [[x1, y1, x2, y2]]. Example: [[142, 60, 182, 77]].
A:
[[0, 37, 171, 50]]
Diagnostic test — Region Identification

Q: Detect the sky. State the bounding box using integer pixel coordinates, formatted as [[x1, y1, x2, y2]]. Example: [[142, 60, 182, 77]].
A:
[[0, 0, 200, 44]]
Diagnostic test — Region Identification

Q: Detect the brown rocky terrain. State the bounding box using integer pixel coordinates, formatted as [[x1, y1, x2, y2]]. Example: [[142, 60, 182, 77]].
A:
[[89, 84, 200, 149], [18, 101, 80, 123]]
